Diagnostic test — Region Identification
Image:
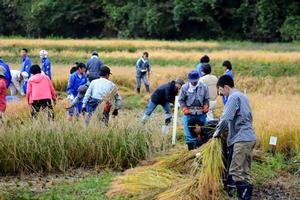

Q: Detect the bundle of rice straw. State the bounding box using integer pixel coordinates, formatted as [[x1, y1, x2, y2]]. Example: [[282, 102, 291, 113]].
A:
[[108, 140, 264, 200], [197, 139, 225, 199], [157, 139, 225, 200], [107, 166, 184, 199]]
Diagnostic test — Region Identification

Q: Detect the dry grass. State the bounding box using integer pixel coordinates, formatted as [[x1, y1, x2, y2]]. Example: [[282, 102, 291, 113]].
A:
[[4, 48, 300, 64], [0, 39, 218, 48], [250, 94, 300, 154]]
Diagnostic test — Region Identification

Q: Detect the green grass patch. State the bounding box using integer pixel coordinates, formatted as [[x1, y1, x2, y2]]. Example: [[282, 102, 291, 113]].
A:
[[0, 172, 132, 200]]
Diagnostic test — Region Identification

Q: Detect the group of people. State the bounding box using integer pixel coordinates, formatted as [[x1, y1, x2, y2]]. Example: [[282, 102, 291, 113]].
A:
[[141, 54, 255, 200], [0, 49, 255, 200]]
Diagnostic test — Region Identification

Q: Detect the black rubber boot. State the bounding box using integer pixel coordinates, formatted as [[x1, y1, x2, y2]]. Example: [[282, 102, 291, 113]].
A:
[[136, 88, 140, 94], [145, 85, 150, 93], [226, 175, 236, 198], [165, 117, 172, 125], [236, 181, 253, 200]]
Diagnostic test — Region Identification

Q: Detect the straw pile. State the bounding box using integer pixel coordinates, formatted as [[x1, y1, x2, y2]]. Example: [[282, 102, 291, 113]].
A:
[[108, 139, 226, 199], [108, 139, 265, 200]]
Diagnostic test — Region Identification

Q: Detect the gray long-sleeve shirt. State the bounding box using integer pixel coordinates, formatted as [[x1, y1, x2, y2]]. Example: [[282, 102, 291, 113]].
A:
[[82, 78, 121, 109], [214, 89, 256, 147], [178, 82, 209, 115]]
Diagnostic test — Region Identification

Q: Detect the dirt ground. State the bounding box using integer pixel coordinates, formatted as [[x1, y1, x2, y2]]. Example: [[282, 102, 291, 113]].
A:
[[253, 172, 300, 200], [0, 169, 299, 199]]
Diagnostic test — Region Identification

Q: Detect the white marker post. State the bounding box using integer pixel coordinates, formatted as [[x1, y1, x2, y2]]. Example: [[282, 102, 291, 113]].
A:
[[172, 96, 179, 145], [269, 136, 278, 156]]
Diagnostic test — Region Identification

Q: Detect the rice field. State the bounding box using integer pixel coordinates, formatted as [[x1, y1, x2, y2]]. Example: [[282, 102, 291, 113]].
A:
[[0, 38, 299, 199]]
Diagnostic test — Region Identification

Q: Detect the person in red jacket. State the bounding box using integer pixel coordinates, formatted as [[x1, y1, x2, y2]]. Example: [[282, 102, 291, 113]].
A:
[[0, 66, 7, 119], [27, 64, 56, 120]]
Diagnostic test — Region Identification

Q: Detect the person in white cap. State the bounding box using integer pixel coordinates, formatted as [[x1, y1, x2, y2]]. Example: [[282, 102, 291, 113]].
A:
[[40, 49, 52, 80], [9, 70, 29, 96]]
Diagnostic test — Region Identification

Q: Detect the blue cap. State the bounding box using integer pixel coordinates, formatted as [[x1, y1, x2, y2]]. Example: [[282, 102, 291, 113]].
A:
[[188, 70, 200, 82]]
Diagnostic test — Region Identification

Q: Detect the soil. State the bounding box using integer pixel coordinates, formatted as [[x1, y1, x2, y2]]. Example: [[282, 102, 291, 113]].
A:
[[253, 172, 300, 200]]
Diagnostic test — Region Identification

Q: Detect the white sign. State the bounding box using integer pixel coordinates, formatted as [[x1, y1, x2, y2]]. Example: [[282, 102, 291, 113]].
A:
[[269, 136, 278, 146]]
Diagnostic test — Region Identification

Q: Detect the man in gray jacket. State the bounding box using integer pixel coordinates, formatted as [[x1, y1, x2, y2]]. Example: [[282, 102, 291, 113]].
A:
[[179, 70, 209, 150], [86, 51, 104, 82], [136, 52, 151, 93], [213, 75, 256, 200]]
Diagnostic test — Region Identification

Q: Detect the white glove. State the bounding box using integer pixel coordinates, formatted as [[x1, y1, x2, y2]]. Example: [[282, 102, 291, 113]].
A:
[[68, 95, 74, 101], [213, 131, 220, 138]]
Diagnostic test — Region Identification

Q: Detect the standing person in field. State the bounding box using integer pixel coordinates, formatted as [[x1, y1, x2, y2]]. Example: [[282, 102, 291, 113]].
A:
[[200, 63, 218, 121], [82, 66, 121, 125], [136, 52, 151, 94], [179, 70, 209, 150], [67, 62, 87, 121], [20, 48, 32, 94], [0, 66, 7, 118], [26, 64, 56, 120], [10, 70, 28, 96], [213, 75, 256, 200], [86, 51, 104, 82], [40, 50, 52, 80], [0, 57, 12, 88], [141, 78, 185, 126], [196, 55, 210, 78], [222, 60, 234, 105]]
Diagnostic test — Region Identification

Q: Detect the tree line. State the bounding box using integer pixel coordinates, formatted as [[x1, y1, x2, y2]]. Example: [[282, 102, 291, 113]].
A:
[[1, 0, 300, 41]]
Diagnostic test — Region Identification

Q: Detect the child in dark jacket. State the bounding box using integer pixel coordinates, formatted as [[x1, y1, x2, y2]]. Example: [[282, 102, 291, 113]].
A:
[[141, 78, 184, 125]]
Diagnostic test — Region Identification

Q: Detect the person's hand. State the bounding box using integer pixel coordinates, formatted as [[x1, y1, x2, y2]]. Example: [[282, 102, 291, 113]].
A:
[[182, 107, 190, 115], [112, 109, 118, 116], [82, 107, 86, 115], [68, 95, 74, 101], [213, 131, 220, 138], [203, 104, 209, 113], [196, 135, 202, 141]]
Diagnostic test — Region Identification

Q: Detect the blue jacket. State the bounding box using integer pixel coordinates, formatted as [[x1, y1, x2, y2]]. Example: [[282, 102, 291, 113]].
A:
[[21, 56, 32, 94], [196, 63, 203, 78], [222, 70, 234, 105], [67, 72, 87, 97], [0, 59, 12, 88], [21, 56, 32, 77], [41, 57, 52, 80]]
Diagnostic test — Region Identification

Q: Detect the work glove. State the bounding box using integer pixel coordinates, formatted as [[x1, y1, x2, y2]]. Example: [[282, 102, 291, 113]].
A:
[[82, 107, 86, 115], [112, 109, 118, 116], [104, 102, 111, 113], [213, 131, 220, 138], [182, 107, 190, 115], [203, 104, 209, 113], [68, 95, 74, 101]]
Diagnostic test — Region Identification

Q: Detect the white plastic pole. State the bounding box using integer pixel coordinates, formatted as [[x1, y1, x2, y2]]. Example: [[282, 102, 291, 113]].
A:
[[172, 96, 179, 145]]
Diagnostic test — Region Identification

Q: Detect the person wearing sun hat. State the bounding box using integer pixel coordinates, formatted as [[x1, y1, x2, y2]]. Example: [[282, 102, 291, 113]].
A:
[[178, 70, 209, 150], [40, 49, 52, 80], [9, 70, 29, 96]]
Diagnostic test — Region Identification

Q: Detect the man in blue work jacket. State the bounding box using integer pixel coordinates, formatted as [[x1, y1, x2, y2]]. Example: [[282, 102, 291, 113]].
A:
[[40, 49, 52, 80], [20, 48, 32, 94], [67, 62, 87, 121], [0, 57, 12, 88]]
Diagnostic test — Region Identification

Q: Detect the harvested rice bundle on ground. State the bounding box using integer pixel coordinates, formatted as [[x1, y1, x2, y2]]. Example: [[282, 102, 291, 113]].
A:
[[197, 139, 225, 200], [154, 148, 199, 174], [157, 139, 225, 200], [107, 166, 184, 199]]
